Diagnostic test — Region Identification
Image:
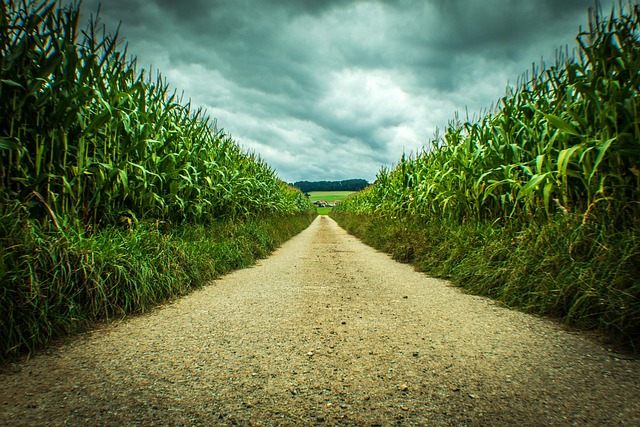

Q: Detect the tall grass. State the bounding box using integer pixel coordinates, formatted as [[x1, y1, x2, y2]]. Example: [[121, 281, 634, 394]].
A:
[[0, 1, 315, 362], [1, 199, 314, 361], [333, 2, 640, 347]]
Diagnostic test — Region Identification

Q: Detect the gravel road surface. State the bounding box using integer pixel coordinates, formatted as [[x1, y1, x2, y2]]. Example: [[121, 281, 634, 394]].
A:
[[1, 215, 639, 426]]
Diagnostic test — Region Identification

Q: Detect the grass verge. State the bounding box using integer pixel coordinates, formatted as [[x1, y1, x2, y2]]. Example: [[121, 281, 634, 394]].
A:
[[332, 211, 640, 350], [0, 203, 315, 363]]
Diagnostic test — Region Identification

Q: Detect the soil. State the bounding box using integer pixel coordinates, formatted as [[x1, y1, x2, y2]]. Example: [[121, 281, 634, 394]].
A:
[[1, 215, 639, 426]]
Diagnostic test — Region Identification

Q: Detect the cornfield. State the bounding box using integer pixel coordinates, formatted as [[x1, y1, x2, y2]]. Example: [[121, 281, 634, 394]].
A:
[[0, 0, 313, 361], [0, 0, 311, 229], [334, 2, 640, 344], [339, 4, 639, 224]]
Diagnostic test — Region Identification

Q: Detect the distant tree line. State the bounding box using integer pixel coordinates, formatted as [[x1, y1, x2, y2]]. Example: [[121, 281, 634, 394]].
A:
[[292, 179, 369, 193]]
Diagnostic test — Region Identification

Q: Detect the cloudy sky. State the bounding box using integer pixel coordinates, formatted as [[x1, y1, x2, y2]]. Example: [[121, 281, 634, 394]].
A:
[[70, 0, 625, 183]]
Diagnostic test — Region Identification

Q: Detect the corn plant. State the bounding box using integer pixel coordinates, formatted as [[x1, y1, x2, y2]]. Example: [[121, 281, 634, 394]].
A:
[[0, 0, 313, 231], [0, 0, 314, 362], [333, 1, 640, 346], [337, 2, 640, 227]]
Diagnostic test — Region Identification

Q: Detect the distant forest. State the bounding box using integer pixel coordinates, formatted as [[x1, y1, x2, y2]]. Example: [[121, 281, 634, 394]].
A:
[[292, 179, 369, 193]]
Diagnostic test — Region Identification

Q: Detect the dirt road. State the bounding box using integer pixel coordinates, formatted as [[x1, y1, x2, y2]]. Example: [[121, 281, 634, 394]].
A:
[[1, 215, 639, 426]]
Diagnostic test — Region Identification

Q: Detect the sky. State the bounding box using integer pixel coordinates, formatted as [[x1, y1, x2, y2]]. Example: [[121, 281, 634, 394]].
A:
[[68, 0, 626, 183]]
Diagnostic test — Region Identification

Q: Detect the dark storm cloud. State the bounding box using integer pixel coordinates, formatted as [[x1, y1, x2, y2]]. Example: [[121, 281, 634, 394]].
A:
[[73, 0, 625, 182], [428, 0, 593, 47]]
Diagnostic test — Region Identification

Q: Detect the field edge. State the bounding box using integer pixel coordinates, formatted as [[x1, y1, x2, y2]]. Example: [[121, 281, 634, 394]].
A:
[[0, 211, 317, 364], [331, 211, 640, 352]]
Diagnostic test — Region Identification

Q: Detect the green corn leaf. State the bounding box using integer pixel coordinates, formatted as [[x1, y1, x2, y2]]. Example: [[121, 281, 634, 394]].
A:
[[589, 137, 616, 182], [1, 79, 25, 89], [517, 173, 550, 201], [543, 181, 555, 215], [543, 113, 581, 136], [535, 154, 546, 175], [0, 137, 20, 150], [557, 145, 583, 179]]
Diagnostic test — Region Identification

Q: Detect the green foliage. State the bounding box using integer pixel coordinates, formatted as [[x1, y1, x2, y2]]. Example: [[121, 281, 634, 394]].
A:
[[333, 3, 640, 347], [337, 4, 640, 225], [334, 212, 640, 347], [293, 179, 369, 193], [308, 191, 352, 214], [0, 1, 315, 362], [308, 191, 354, 203], [0, 200, 315, 362], [0, 1, 313, 226]]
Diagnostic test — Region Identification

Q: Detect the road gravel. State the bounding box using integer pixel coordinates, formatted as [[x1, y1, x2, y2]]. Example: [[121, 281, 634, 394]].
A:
[[1, 215, 639, 426]]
